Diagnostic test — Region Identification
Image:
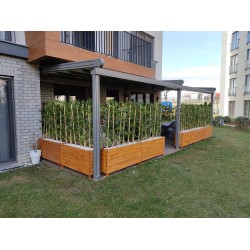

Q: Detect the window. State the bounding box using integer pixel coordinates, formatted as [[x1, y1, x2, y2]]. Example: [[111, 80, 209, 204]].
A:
[[229, 78, 236, 88], [229, 78, 236, 96], [54, 84, 86, 102], [0, 31, 15, 42], [0, 77, 15, 164], [231, 31, 239, 50], [130, 93, 154, 104], [230, 55, 238, 73], [228, 101, 235, 117], [61, 31, 95, 51], [247, 31, 250, 43], [247, 49, 250, 60], [246, 75, 250, 86], [106, 89, 119, 102], [244, 101, 250, 118]]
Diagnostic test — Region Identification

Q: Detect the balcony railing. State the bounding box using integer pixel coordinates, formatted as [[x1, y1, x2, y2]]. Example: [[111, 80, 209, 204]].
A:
[[229, 64, 238, 73], [246, 60, 250, 69], [244, 85, 250, 95], [228, 87, 237, 96], [61, 31, 154, 68]]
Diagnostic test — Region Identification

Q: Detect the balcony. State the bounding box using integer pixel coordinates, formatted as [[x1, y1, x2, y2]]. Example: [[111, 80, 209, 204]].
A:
[[244, 85, 250, 95], [246, 60, 250, 69], [228, 87, 236, 96], [229, 64, 237, 74], [61, 31, 154, 69]]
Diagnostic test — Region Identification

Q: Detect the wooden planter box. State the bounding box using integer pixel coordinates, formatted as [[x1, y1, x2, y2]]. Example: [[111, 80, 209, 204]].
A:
[[39, 136, 165, 178], [38, 138, 93, 177], [38, 138, 61, 165], [101, 137, 165, 176], [141, 137, 165, 162], [101, 142, 141, 176], [179, 126, 212, 147], [60, 144, 93, 176]]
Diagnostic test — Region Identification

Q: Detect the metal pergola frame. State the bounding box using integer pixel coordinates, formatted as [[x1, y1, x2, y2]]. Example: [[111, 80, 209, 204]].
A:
[[42, 59, 216, 180]]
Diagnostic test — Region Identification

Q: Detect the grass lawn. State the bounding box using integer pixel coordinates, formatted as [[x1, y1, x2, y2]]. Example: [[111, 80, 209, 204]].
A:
[[0, 127, 250, 218]]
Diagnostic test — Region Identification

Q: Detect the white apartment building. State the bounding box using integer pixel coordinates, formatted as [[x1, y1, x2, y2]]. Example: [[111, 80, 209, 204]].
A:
[[220, 31, 250, 118]]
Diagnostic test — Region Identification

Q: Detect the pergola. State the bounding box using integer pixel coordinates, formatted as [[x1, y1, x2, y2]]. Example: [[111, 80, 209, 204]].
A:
[[42, 59, 216, 180]]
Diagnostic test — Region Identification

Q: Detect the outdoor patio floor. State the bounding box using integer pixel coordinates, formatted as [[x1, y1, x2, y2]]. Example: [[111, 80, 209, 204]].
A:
[[164, 137, 180, 156]]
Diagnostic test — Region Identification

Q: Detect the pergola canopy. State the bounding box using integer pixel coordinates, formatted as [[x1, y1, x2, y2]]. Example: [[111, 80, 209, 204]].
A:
[[41, 59, 216, 180], [42, 59, 216, 94]]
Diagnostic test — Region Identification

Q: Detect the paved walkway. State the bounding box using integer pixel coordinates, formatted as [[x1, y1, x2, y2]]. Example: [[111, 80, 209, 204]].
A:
[[164, 138, 180, 156]]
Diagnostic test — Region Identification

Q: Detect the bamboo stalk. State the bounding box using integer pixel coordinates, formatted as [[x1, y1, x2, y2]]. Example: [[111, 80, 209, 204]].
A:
[[112, 101, 115, 146], [76, 101, 80, 145], [132, 105, 136, 142], [59, 102, 62, 142], [118, 106, 122, 144], [88, 102, 91, 148], [64, 103, 67, 143], [138, 104, 142, 141], [107, 102, 110, 148], [82, 102, 86, 147], [53, 102, 58, 141], [127, 102, 131, 143], [71, 102, 76, 144]]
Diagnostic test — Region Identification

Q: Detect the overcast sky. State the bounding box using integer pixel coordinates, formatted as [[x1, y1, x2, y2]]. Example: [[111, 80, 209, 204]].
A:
[[162, 31, 222, 93]]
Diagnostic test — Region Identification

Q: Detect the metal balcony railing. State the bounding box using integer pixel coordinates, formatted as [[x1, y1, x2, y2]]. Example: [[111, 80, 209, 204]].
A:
[[244, 85, 250, 95], [61, 31, 154, 68], [229, 64, 237, 73], [228, 87, 237, 96]]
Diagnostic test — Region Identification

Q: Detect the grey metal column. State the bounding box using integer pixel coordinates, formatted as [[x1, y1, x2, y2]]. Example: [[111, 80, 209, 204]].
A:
[[210, 93, 214, 121], [92, 72, 101, 180], [175, 89, 181, 150]]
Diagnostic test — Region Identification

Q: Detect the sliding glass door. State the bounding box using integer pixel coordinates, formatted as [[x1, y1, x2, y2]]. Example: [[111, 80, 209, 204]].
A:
[[0, 77, 15, 164]]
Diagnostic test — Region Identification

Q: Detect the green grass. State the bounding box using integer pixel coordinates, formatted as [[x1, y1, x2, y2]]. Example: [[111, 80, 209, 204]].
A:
[[1, 127, 250, 218]]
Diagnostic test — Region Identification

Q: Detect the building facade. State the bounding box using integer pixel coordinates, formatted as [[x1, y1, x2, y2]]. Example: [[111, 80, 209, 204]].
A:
[[0, 31, 163, 169], [220, 31, 250, 118], [0, 31, 41, 168], [26, 31, 163, 106]]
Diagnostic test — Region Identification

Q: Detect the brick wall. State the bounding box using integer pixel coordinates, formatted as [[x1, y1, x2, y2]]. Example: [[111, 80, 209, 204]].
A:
[[0, 55, 41, 165]]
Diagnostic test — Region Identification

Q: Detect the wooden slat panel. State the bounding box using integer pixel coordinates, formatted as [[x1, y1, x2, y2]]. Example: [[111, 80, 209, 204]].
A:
[[179, 126, 212, 147], [141, 137, 165, 162], [38, 139, 61, 164]]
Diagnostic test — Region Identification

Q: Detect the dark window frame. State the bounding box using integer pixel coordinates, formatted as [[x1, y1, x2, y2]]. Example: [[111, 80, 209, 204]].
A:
[[0, 76, 16, 164]]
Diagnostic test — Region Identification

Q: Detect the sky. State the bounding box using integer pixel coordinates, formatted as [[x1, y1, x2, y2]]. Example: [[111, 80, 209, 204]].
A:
[[162, 32, 222, 93]]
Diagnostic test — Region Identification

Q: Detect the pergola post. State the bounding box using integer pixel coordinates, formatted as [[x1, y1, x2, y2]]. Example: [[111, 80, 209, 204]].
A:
[[175, 89, 181, 149], [211, 93, 214, 122], [91, 72, 101, 180]]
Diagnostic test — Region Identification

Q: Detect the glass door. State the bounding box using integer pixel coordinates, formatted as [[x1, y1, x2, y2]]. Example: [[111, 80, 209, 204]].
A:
[[0, 77, 15, 164]]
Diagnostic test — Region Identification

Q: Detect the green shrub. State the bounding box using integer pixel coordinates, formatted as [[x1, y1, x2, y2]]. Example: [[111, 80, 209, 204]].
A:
[[212, 119, 220, 127], [222, 116, 231, 123], [42, 100, 162, 148], [235, 116, 250, 130], [180, 103, 212, 130]]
